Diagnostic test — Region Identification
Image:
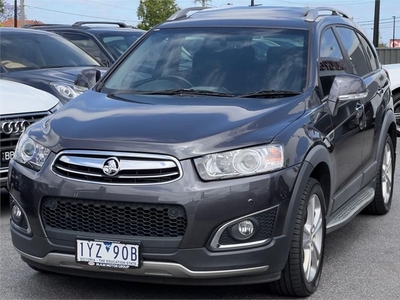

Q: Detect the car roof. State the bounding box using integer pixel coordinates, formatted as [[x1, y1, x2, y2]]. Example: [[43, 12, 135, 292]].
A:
[[24, 22, 146, 34], [0, 27, 61, 35], [158, 6, 352, 29]]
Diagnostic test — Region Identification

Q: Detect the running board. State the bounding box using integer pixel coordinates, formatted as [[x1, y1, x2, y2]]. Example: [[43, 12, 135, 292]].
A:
[[326, 188, 375, 233]]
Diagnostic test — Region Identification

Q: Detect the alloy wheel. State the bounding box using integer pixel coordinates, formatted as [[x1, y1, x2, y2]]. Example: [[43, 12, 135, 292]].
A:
[[394, 100, 400, 135], [302, 194, 323, 282], [381, 142, 393, 204]]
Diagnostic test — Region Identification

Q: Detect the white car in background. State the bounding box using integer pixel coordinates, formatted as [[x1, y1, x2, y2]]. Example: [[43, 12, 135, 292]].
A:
[[0, 79, 61, 188], [384, 63, 400, 135]]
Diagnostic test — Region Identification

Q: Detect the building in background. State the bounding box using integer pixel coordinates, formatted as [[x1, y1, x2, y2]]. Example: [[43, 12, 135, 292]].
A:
[[389, 39, 400, 48], [1, 18, 43, 27]]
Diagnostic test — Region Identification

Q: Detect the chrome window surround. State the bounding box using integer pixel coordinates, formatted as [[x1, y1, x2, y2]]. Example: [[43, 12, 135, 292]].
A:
[[209, 205, 278, 251], [51, 150, 183, 185]]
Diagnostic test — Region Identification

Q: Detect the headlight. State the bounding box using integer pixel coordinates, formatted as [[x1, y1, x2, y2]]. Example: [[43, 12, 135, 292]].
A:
[[14, 134, 51, 171], [50, 82, 87, 100], [194, 144, 284, 180]]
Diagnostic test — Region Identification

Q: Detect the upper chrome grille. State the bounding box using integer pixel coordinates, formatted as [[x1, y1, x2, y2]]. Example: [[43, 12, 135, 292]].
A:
[[52, 150, 182, 185]]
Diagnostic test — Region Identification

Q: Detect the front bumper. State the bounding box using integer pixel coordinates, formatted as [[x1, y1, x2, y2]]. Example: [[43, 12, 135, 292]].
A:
[[8, 155, 300, 284]]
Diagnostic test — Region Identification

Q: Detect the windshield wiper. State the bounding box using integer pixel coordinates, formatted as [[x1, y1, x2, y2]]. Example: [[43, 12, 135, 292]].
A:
[[241, 90, 301, 98], [139, 89, 234, 97]]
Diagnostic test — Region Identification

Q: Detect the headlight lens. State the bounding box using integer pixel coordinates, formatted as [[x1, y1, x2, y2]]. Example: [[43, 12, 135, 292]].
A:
[[194, 144, 284, 180], [50, 82, 87, 100], [14, 134, 51, 171]]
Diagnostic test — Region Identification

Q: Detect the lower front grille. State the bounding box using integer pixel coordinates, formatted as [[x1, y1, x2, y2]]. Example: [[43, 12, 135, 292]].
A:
[[41, 197, 187, 238]]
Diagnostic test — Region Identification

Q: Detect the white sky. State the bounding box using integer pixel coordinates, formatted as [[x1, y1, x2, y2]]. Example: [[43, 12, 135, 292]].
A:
[[21, 0, 400, 45]]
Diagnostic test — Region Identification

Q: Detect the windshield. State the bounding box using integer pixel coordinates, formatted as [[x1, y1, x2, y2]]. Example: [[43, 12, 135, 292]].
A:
[[101, 28, 309, 97], [0, 33, 100, 71], [98, 31, 145, 59]]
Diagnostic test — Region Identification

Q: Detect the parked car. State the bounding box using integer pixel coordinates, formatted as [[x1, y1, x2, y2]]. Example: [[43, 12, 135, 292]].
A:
[[384, 63, 400, 135], [8, 6, 396, 297], [0, 79, 60, 188], [27, 22, 146, 66], [0, 28, 106, 104]]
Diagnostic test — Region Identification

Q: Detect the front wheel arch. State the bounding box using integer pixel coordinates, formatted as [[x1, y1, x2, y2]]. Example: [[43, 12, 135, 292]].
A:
[[268, 178, 327, 297]]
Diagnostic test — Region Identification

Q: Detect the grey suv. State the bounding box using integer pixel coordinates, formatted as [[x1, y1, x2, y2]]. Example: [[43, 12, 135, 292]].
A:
[[27, 22, 145, 66], [8, 6, 396, 297]]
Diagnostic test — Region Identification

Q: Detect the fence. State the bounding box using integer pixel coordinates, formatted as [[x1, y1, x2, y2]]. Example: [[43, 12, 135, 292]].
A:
[[376, 48, 400, 64]]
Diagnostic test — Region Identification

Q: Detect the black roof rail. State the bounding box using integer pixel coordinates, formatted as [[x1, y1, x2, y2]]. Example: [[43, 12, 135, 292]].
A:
[[167, 7, 210, 21], [72, 21, 128, 28], [304, 7, 350, 22]]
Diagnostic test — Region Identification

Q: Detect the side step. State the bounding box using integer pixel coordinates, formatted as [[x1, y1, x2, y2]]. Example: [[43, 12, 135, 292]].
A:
[[326, 188, 375, 233]]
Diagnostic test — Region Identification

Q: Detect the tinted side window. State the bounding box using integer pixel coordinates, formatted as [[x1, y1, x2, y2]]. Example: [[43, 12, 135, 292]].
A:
[[319, 28, 347, 96], [62, 33, 108, 65], [357, 33, 378, 71], [335, 27, 370, 77]]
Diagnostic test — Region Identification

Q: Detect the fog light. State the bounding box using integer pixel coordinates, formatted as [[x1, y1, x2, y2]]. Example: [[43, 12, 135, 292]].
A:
[[238, 220, 254, 236], [11, 204, 23, 224], [229, 217, 258, 241]]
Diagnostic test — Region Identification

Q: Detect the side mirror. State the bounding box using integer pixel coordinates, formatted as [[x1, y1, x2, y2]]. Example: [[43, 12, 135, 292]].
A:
[[74, 68, 102, 88], [327, 74, 368, 115]]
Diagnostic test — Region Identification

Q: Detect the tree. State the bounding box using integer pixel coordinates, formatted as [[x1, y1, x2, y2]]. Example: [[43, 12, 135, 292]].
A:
[[0, 0, 23, 22], [137, 0, 180, 30]]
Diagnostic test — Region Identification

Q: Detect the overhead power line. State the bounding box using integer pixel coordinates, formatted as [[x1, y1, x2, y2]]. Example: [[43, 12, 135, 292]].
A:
[[80, 0, 135, 11], [27, 5, 138, 23], [358, 16, 399, 24]]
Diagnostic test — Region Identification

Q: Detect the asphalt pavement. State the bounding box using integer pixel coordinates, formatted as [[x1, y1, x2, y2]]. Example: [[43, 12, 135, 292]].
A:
[[1, 143, 399, 299]]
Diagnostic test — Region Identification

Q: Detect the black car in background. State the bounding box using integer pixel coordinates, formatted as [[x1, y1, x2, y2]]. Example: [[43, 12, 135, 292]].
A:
[[8, 6, 396, 298], [0, 28, 106, 104], [27, 22, 146, 66]]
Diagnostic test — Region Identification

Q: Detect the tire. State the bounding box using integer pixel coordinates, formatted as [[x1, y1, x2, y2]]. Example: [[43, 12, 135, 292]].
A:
[[363, 134, 394, 215], [268, 178, 326, 297], [394, 93, 400, 136]]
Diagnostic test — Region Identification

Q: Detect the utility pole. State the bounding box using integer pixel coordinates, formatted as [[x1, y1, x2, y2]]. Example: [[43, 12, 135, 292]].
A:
[[251, 0, 255, 6], [373, 0, 380, 47], [21, 0, 25, 27], [393, 16, 396, 47], [194, 0, 208, 7], [14, 0, 17, 27]]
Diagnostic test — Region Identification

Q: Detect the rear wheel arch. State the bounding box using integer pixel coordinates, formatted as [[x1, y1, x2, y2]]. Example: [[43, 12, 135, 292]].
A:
[[392, 88, 400, 136], [376, 109, 396, 164]]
